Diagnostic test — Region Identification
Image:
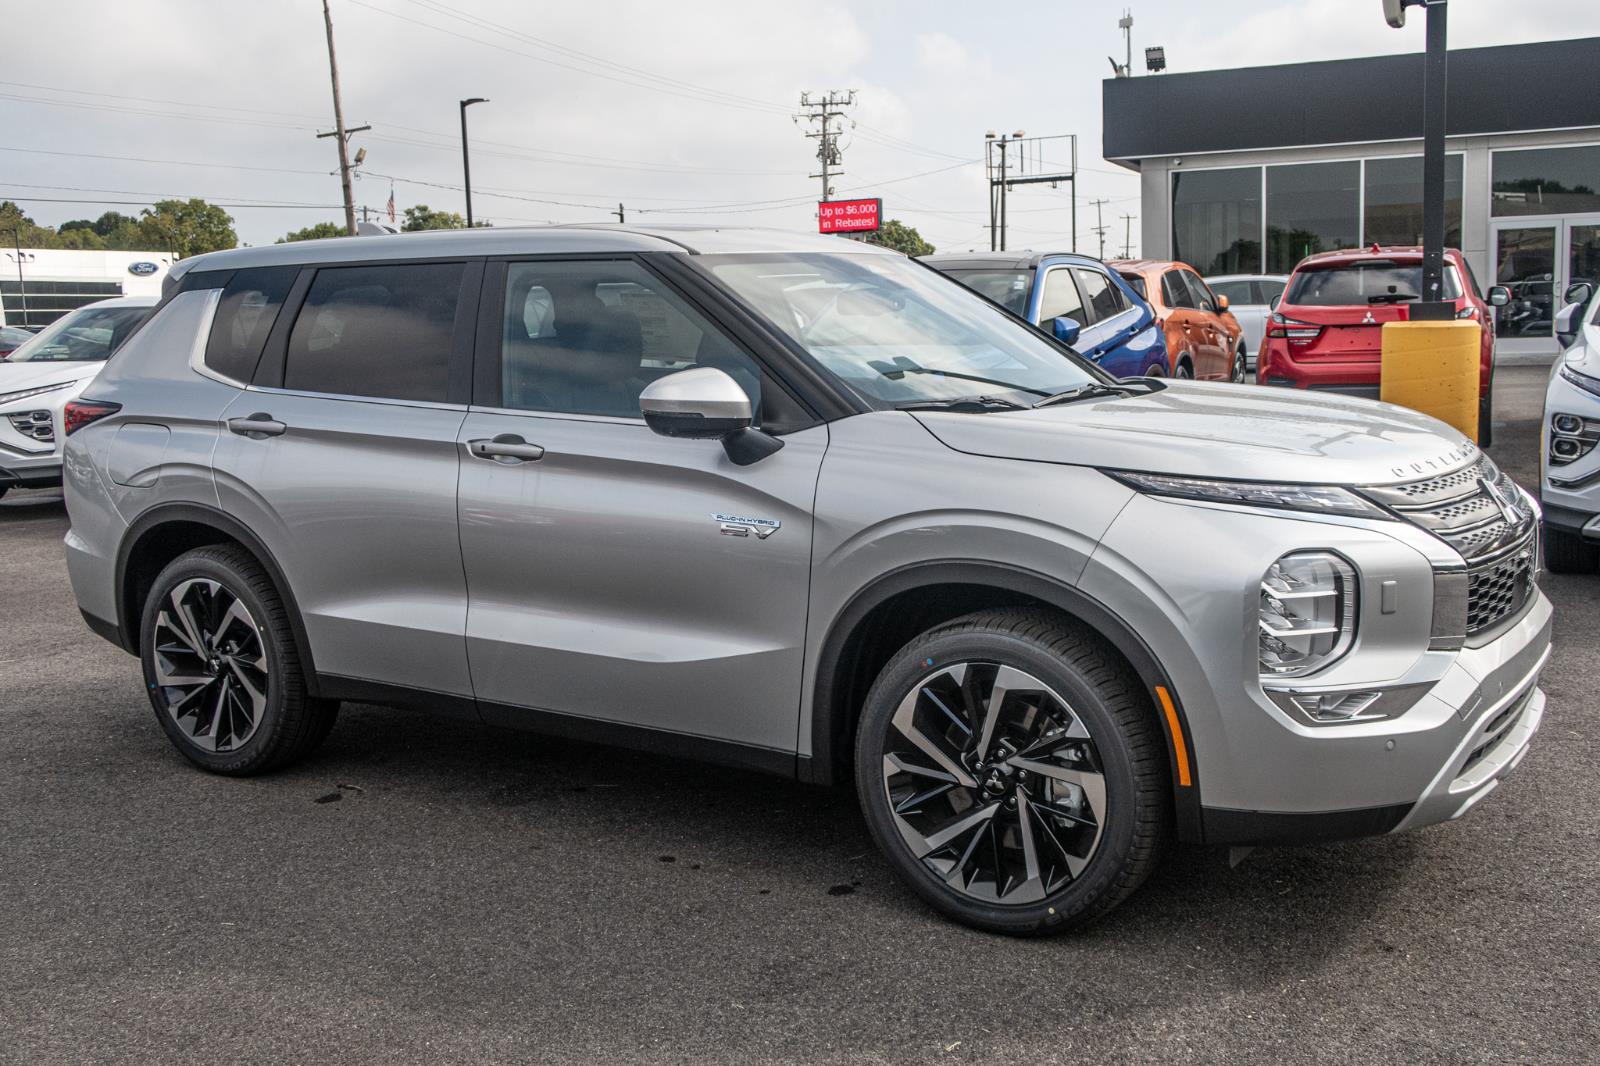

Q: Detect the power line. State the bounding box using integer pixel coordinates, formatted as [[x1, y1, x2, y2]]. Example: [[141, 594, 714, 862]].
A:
[[797, 90, 855, 203]]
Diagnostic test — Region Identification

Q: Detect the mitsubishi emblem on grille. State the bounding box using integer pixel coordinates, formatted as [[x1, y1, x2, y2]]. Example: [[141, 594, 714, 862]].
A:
[[1480, 477, 1519, 524]]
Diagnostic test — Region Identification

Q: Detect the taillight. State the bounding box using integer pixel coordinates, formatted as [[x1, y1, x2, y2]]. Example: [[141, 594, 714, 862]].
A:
[[1266, 313, 1323, 344], [63, 399, 120, 435]]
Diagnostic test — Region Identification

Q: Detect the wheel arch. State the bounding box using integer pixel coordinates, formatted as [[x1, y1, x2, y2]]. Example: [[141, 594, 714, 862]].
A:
[[806, 560, 1203, 841], [115, 502, 321, 694]]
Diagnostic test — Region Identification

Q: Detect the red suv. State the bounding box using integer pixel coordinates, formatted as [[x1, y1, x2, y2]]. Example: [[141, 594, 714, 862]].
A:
[[1258, 246, 1508, 444]]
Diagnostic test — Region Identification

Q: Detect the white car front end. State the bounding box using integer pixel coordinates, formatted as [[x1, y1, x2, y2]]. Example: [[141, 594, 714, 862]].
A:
[[1542, 294, 1600, 565], [0, 296, 157, 496]]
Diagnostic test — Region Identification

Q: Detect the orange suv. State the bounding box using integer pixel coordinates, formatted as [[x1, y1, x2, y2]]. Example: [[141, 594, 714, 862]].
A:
[[1110, 259, 1244, 381]]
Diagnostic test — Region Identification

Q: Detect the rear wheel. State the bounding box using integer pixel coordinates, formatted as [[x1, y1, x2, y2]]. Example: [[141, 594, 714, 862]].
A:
[[1230, 345, 1247, 383], [1175, 359, 1193, 380], [1544, 523, 1600, 574], [140, 545, 338, 775], [1144, 362, 1167, 377], [854, 609, 1171, 935]]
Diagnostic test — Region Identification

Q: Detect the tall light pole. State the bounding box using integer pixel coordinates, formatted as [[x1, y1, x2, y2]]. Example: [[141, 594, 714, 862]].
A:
[[2, 229, 28, 328], [460, 97, 488, 228], [1384, 0, 1450, 319]]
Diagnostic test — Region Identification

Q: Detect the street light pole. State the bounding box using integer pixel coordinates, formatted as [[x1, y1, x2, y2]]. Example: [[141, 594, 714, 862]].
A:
[[1385, 0, 1450, 319], [460, 97, 488, 228], [3, 228, 28, 328]]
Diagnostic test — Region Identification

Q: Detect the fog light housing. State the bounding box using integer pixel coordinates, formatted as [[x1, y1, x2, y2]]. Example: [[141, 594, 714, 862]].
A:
[[1553, 413, 1583, 435], [1259, 551, 1358, 677]]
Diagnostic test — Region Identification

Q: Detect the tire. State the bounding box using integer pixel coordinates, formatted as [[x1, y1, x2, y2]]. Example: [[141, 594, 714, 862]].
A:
[[854, 608, 1172, 935], [1230, 346, 1247, 383], [1175, 359, 1193, 380], [1144, 363, 1167, 378], [140, 545, 338, 775], [1544, 523, 1600, 574]]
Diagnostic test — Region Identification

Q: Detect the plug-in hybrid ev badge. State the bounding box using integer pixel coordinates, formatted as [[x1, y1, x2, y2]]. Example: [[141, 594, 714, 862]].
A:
[[713, 513, 780, 539]]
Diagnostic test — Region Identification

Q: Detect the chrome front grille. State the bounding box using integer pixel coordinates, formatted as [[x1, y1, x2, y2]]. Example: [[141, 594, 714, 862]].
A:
[[1363, 454, 1538, 636], [5, 410, 54, 443]]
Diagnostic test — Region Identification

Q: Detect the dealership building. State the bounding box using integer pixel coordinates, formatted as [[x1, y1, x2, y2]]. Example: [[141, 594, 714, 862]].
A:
[[0, 249, 173, 330], [1102, 36, 1600, 357]]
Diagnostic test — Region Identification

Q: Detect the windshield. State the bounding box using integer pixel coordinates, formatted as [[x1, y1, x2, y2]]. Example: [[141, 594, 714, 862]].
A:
[[700, 253, 1100, 408], [1286, 262, 1463, 306], [934, 268, 1033, 317], [6, 304, 152, 363]]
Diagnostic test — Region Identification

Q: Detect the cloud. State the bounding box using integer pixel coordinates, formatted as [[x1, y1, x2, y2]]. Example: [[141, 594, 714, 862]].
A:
[[915, 31, 970, 72]]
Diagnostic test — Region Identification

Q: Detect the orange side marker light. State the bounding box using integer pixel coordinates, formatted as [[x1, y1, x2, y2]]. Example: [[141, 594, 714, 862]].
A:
[[1155, 685, 1192, 787]]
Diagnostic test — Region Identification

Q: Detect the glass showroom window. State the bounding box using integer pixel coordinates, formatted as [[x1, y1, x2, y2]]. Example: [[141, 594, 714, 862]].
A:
[[1364, 155, 1464, 247], [1265, 161, 1360, 273], [1171, 166, 1262, 275], [1492, 145, 1600, 217]]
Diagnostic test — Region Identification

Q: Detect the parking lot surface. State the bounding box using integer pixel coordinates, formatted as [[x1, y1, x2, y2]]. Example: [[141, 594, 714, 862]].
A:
[[2, 364, 1596, 1065]]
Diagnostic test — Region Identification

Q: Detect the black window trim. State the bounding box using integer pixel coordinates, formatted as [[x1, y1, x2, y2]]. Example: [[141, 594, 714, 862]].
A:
[[1071, 265, 1130, 326], [252, 257, 483, 409]]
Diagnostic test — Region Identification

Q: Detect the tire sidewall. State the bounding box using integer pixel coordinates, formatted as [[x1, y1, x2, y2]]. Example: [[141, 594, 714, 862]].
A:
[[140, 551, 291, 774], [854, 624, 1148, 934]]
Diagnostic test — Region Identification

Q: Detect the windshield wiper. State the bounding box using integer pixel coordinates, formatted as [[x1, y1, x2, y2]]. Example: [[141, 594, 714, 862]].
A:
[[1031, 382, 1131, 409], [869, 358, 1049, 397], [897, 395, 1029, 412], [1368, 292, 1420, 304]]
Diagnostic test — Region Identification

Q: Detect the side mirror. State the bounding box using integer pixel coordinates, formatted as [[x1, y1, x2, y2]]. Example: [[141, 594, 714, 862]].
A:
[[1565, 281, 1594, 307], [638, 366, 782, 465], [1555, 302, 1583, 348], [1051, 316, 1082, 346], [1487, 285, 1511, 307], [1214, 293, 1230, 312]]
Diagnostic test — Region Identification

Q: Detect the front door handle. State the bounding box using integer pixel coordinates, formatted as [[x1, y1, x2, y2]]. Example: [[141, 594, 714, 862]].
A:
[[227, 412, 287, 439], [467, 434, 545, 464]]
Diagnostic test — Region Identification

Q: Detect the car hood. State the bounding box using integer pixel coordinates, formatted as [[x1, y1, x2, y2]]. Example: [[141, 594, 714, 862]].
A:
[[0, 361, 98, 395], [910, 380, 1476, 486]]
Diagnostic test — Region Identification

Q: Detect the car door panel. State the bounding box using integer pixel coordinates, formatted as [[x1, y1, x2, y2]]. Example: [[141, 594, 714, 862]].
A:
[[457, 413, 827, 750]]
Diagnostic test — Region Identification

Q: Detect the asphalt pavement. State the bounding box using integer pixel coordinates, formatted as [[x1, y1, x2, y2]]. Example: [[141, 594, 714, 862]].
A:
[[2, 364, 1596, 1064]]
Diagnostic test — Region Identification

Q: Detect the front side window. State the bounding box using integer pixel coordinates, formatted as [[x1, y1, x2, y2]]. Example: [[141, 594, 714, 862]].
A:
[[4, 303, 151, 362], [284, 262, 464, 402], [1184, 272, 1218, 312], [1037, 268, 1085, 323], [1161, 271, 1193, 309], [937, 268, 1031, 317], [498, 260, 762, 419], [1256, 279, 1287, 305], [701, 252, 1101, 408], [1286, 261, 1463, 306], [1209, 280, 1253, 306], [206, 266, 298, 383], [1074, 268, 1125, 322]]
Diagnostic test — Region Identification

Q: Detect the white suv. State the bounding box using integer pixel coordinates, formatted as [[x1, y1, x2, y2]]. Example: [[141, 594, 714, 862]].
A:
[[1545, 286, 1600, 571]]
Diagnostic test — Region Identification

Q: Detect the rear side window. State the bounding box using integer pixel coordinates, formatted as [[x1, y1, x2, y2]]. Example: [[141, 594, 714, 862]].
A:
[[1209, 280, 1253, 305], [1161, 271, 1193, 308], [1037, 268, 1085, 322], [1121, 273, 1147, 300], [284, 262, 465, 402], [1074, 268, 1125, 322], [205, 266, 298, 383], [1256, 279, 1287, 304]]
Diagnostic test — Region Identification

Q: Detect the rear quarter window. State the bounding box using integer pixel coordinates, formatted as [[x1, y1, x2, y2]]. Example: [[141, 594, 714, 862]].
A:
[[205, 266, 299, 383]]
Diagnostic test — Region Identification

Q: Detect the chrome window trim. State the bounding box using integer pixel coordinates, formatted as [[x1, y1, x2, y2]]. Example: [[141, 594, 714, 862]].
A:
[[244, 384, 468, 413], [183, 289, 234, 386]]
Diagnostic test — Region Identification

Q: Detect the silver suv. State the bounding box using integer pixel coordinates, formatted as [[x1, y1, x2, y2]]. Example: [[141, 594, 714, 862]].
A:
[[63, 226, 1552, 934]]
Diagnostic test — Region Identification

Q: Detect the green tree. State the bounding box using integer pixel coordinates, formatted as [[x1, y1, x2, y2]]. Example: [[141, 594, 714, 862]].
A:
[[0, 201, 62, 248], [277, 221, 347, 244], [857, 218, 935, 257], [136, 198, 237, 258], [401, 204, 467, 231], [92, 211, 138, 237]]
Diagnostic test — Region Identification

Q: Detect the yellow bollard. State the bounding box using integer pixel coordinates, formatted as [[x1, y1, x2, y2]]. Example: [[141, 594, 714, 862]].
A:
[[1379, 319, 1481, 442]]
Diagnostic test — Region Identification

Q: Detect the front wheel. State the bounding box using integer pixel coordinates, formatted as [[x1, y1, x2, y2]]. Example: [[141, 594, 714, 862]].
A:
[[1544, 523, 1600, 574], [854, 609, 1171, 935], [1230, 345, 1247, 383], [140, 545, 339, 775], [1175, 359, 1193, 380]]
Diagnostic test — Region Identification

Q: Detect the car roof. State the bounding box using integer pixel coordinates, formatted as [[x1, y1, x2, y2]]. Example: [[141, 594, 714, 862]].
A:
[[172, 224, 897, 280], [921, 251, 1113, 271], [1107, 258, 1191, 275], [1294, 245, 1464, 270], [1205, 273, 1289, 283]]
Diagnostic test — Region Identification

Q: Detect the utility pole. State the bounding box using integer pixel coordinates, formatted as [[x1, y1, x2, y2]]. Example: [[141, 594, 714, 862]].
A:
[[1089, 198, 1110, 259], [1120, 213, 1136, 258], [613, 203, 625, 223], [318, 0, 361, 236], [798, 90, 856, 204], [985, 133, 1077, 253]]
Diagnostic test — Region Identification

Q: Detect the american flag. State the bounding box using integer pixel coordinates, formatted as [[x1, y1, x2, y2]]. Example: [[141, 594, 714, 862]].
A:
[[386, 185, 396, 224]]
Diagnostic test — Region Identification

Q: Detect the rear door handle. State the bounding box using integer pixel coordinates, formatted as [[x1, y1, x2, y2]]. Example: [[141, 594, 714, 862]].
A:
[[467, 434, 545, 464], [227, 412, 287, 439]]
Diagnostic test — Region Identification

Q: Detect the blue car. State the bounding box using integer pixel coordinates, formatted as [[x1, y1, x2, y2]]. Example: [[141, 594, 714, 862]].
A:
[[922, 251, 1169, 379]]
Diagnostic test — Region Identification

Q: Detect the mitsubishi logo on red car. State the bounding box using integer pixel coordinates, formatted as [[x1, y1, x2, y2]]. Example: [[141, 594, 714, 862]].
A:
[[1362, 310, 1377, 325]]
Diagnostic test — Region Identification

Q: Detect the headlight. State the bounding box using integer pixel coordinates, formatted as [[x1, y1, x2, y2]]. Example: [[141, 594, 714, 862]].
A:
[[1259, 551, 1358, 677], [0, 381, 74, 407], [1108, 470, 1392, 520], [1559, 363, 1600, 399]]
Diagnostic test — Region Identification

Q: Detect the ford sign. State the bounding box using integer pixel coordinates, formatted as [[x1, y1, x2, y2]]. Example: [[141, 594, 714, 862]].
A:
[[128, 261, 160, 277]]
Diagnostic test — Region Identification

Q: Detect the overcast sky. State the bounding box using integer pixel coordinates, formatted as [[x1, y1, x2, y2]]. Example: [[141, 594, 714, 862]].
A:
[[4, 0, 1599, 253]]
